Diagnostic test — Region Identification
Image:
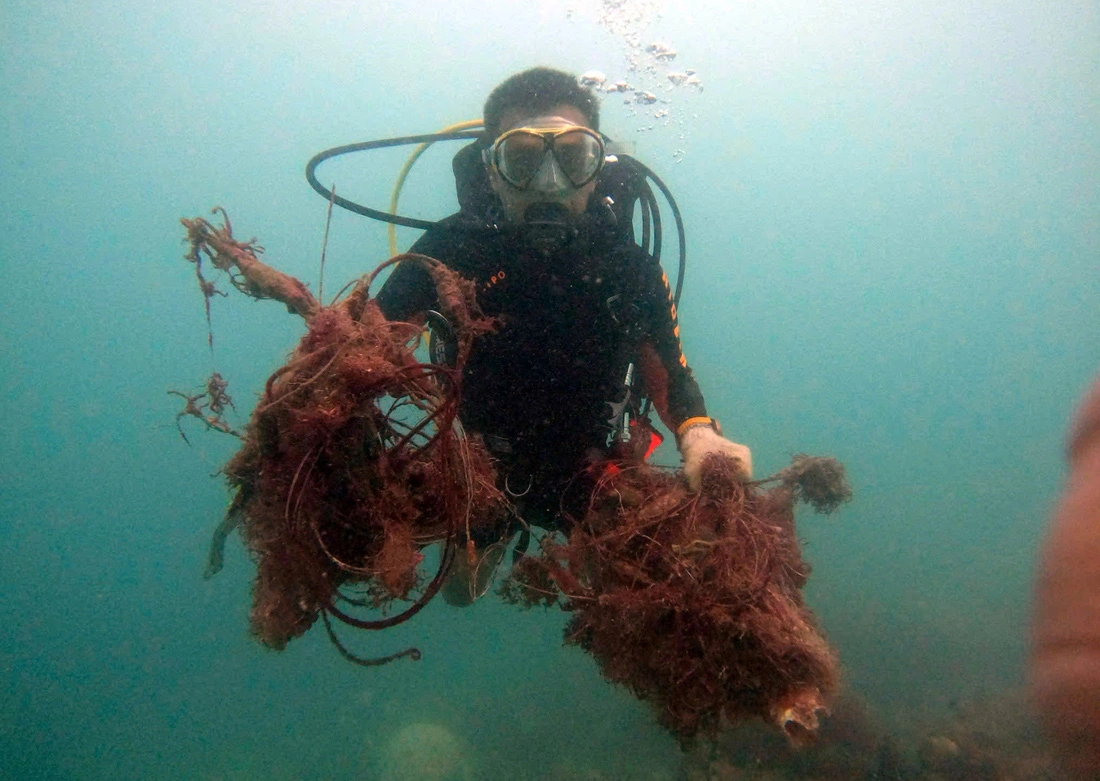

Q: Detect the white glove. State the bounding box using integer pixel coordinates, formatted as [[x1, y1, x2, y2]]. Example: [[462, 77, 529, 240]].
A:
[[680, 424, 753, 491]]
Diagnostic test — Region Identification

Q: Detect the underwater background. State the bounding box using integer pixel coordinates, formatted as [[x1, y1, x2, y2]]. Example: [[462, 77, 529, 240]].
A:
[[2, 0, 1098, 778]]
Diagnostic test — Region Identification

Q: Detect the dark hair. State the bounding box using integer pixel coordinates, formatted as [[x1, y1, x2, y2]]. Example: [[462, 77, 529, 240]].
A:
[[482, 67, 601, 139]]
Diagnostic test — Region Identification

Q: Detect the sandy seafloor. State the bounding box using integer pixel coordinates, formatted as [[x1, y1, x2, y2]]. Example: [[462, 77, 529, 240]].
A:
[[2, 1, 1098, 779]]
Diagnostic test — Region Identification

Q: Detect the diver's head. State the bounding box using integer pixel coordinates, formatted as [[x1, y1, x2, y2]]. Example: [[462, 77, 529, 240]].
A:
[[481, 68, 604, 225], [483, 67, 600, 144], [485, 106, 604, 223]]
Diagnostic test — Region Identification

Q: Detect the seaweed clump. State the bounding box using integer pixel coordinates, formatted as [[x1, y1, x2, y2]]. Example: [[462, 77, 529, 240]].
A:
[[180, 209, 507, 660], [504, 453, 851, 745]]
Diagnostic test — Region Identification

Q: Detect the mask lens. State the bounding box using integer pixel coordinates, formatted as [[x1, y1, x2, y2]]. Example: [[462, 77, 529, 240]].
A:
[[496, 132, 550, 188], [553, 130, 603, 187]]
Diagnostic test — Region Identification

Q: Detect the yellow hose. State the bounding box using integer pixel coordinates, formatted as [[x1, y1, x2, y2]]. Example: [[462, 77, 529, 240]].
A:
[[388, 119, 484, 256]]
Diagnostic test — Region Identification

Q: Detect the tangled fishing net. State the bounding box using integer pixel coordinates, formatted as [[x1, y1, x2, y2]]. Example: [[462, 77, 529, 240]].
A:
[[502, 453, 850, 744], [175, 208, 852, 741], [178, 209, 506, 662]]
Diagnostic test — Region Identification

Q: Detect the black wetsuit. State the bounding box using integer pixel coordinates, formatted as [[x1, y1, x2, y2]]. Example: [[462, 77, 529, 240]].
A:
[[376, 213, 708, 528]]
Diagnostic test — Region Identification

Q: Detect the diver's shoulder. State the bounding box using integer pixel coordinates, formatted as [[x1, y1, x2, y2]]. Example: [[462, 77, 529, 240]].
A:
[[414, 212, 496, 247], [407, 213, 506, 275], [407, 213, 466, 255]]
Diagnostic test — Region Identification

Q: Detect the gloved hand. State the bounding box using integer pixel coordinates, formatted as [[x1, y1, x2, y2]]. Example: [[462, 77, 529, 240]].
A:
[[680, 423, 753, 491]]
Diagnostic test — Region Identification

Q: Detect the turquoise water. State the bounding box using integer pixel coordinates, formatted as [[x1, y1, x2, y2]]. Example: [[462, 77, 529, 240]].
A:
[[2, 1, 1097, 778]]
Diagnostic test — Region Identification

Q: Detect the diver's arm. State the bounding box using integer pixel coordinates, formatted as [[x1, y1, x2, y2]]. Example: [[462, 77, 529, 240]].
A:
[[637, 259, 706, 427], [375, 260, 435, 323], [374, 229, 451, 322], [639, 258, 753, 486]]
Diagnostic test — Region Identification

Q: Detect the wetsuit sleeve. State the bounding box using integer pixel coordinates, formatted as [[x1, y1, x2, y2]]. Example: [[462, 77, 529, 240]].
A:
[[638, 258, 708, 429], [375, 257, 436, 322], [374, 230, 450, 322]]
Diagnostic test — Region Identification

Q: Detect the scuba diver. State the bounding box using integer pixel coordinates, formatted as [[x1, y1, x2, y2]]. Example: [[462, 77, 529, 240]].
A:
[[373, 67, 752, 604]]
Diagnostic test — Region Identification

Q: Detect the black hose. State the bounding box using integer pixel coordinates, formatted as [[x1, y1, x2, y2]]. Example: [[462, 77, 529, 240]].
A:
[[640, 181, 663, 265], [305, 130, 483, 230], [639, 187, 652, 254], [627, 158, 686, 307]]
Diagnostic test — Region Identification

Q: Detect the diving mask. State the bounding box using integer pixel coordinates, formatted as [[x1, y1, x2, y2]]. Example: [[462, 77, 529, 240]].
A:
[[485, 117, 606, 194]]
